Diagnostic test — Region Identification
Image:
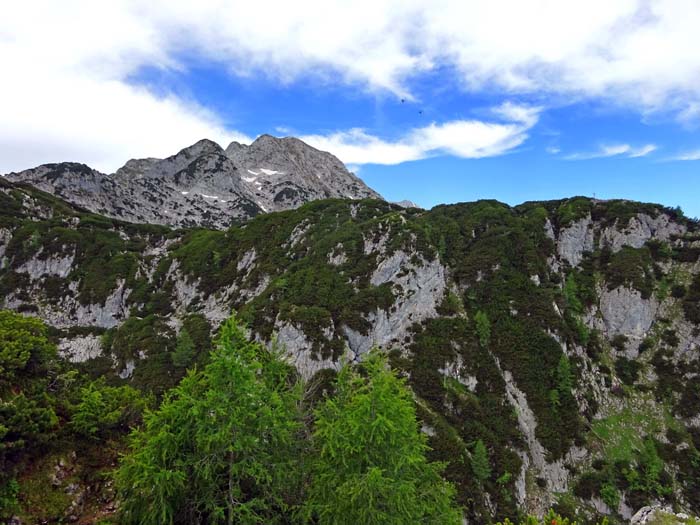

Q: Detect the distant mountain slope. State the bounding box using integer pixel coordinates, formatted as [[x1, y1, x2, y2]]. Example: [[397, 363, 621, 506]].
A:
[[2, 179, 699, 523], [3, 135, 382, 229]]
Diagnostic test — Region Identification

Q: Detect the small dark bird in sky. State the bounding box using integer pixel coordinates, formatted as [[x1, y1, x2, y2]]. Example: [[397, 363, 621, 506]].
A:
[[418, 110, 423, 115], [400, 98, 405, 103]]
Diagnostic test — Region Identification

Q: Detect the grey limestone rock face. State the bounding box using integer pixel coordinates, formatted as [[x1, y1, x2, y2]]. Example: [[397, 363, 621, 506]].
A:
[[631, 505, 699, 524], [600, 213, 686, 253], [438, 354, 478, 392], [5, 135, 382, 229], [599, 286, 658, 338], [0, 228, 13, 269], [500, 364, 572, 513], [0, 278, 130, 330], [338, 251, 446, 359], [393, 200, 421, 209], [327, 243, 348, 266], [228, 134, 382, 213], [59, 334, 103, 363], [275, 321, 344, 381], [16, 248, 75, 279], [556, 215, 595, 266]]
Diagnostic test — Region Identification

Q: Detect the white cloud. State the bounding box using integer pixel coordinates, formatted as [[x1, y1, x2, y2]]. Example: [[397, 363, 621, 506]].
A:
[[564, 143, 656, 160], [491, 102, 541, 127], [141, 0, 700, 117], [670, 149, 700, 161], [0, 75, 250, 174], [301, 105, 539, 165], [0, 2, 250, 173], [2, 1, 699, 172], [627, 144, 658, 158]]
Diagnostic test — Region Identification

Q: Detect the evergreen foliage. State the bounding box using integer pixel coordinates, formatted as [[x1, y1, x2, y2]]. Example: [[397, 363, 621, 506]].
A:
[[171, 327, 196, 368], [474, 310, 491, 348], [305, 352, 461, 524], [0, 311, 59, 519], [684, 273, 700, 324], [0, 310, 149, 521], [495, 509, 608, 525], [70, 380, 147, 439], [2, 182, 700, 522], [471, 439, 491, 483], [115, 315, 301, 525], [0, 310, 56, 389]]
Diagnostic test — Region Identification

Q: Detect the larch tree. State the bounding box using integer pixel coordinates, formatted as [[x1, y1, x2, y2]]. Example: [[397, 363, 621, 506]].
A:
[[305, 351, 461, 525], [116, 315, 301, 525]]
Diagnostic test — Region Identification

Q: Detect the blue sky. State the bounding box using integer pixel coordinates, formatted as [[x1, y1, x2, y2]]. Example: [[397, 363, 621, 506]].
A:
[[2, 1, 700, 217]]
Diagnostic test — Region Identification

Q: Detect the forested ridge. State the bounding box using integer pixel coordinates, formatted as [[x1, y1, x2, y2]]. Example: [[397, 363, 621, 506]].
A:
[[1, 179, 700, 523]]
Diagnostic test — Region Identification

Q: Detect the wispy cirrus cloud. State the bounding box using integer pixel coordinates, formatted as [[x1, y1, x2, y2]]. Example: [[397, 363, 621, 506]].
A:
[[668, 149, 700, 161], [300, 103, 541, 165], [562, 143, 657, 160]]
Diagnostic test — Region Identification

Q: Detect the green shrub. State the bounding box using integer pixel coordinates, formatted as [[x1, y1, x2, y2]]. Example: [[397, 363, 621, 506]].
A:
[[671, 284, 687, 298], [604, 247, 655, 299], [683, 274, 700, 324], [70, 380, 147, 439], [614, 356, 642, 386], [610, 334, 628, 352], [495, 508, 609, 525], [0, 479, 19, 520], [600, 482, 619, 509], [171, 328, 195, 369]]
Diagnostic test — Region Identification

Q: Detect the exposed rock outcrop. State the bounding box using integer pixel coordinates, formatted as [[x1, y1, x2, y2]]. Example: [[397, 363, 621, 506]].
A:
[[598, 286, 659, 338], [4, 135, 381, 229], [601, 214, 686, 253], [341, 251, 446, 358], [631, 505, 699, 524], [557, 215, 594, 266], [2, 185, 700, 523]]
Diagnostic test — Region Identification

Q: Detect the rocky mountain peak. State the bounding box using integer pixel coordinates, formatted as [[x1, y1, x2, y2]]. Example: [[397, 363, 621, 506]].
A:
[[224, 140, 247, 158], [4, 135, 382, 229], [177, 138, 225, 158]]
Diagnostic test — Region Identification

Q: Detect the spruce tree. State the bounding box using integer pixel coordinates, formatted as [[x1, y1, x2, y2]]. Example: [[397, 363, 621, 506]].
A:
[[171, 327, 195, 368], [474, 310, 491, 348], [556, 354, 573, 399], [471, 439, 491, 483], [305, 351, 461, 525]]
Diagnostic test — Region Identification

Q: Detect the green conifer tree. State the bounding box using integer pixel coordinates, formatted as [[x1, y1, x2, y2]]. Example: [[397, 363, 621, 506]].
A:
[[474, 310, 491, 348], [0, 311, 60, 519], [171, 327, 196, 368], [116, 315, 301, 525], [556, 354, 573, 399], [471, 439, 491, 483], [305, 351, 461, 525]]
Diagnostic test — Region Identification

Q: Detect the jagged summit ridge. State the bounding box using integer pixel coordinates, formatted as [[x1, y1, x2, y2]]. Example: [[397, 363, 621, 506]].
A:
[[3, 135, 383, 229]]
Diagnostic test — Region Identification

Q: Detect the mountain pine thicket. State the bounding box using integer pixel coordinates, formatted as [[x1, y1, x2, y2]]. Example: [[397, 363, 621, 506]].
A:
[[1, 176, 700, 523]]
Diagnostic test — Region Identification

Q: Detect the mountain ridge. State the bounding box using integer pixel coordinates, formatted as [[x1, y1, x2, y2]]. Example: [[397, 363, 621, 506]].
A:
[[3, 135, 383, 229], [1, 179, 699, 523]]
